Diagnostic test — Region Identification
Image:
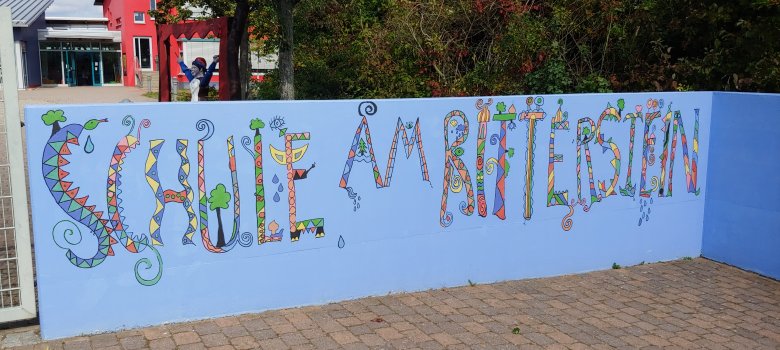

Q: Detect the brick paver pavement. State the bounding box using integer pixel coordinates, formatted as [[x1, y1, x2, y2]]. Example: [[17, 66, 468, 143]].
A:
[[1, 258, 778, 349]]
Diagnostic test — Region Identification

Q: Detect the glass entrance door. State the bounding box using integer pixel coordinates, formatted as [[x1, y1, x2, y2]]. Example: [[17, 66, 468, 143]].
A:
[[66, 52, 103, 86], [65, 51, 76, 86], [75, 52, 93, 86], [91, 52, 102, 86]]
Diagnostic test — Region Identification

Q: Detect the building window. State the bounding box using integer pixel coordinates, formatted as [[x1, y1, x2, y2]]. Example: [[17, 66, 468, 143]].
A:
[[133, 11, 145, 23], [39, 40, 124, 86], [134, 37, 153, 70], [150, 0, 157, 10], [40, 51, 63, 85]]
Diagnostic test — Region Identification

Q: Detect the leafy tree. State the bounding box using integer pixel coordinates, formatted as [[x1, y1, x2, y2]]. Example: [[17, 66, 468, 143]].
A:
[[208, 183, 231, 247], [148, 0, 192, 23], [42, 110, 67, 136]]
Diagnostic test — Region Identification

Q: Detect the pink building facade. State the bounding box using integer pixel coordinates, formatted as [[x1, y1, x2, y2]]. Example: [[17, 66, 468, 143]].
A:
[[95, 0, 163, 87]]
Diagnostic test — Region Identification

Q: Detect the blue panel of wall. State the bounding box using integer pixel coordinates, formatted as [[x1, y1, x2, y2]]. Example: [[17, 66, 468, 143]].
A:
[[26, 92, 711, 339], [702, 93, 780, 279]]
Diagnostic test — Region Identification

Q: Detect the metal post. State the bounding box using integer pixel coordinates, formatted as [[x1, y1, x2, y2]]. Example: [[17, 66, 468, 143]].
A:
[[0, 6, 37, 322]]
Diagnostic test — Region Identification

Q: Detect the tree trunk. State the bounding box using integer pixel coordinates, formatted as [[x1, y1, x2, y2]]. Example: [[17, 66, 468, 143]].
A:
[[240, 29, 251, 100], [277, 0, 295, 100], [228, 0, 250, 100], [51, 121, 61, 136], [216, 207, 226, 247]]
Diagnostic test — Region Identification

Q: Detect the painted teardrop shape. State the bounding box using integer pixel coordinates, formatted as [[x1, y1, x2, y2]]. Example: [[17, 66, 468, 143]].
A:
[[337, 235, 345, 249], [84, 135, 95, 154]]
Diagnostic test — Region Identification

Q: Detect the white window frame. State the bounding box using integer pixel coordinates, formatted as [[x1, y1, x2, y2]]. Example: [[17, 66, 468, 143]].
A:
[[133, 11, 145, 24], [150, 0, 157, 10], [133, 37, 153, 71]]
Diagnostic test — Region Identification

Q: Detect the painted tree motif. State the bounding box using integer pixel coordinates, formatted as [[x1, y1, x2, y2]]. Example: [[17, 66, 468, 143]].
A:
[[250, 118, 265, 133], [42, 110, 67, 136], [358, 138, 367, 156], [208, 183, 231, 247]]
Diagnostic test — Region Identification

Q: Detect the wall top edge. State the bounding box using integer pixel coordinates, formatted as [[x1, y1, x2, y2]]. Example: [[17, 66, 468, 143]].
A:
[[711, 91, 780, 97], [24, 91, 719, 110]]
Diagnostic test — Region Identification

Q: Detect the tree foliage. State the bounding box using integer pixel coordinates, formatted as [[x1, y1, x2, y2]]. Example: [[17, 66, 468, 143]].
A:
[[155, 0, 780, 98], [251, 0, 779, 99]]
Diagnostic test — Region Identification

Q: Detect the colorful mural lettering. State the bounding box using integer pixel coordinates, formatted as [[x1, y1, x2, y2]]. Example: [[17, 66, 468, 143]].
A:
[[242, 119, 277, 243], [283, 132, 325, 241], [197, 121, 253, 253], [594, 102, 622, 199], [440, 110, 475, 227], [33, 95, 705, 287], [338, 101, 431, 212], [145, 139, 197, 246], [491, 101, 515, 220], [475, 99, 491, 217], [518, 97, 546, 220], [42, 110, 162, 286]]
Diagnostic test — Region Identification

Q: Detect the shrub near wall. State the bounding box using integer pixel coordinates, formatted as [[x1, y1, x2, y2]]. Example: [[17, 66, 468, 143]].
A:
[[27, 92, 711, 339]]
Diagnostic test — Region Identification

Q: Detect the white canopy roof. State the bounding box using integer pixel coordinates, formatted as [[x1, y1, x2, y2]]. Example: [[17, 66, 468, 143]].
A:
[[38, 28, 121, 42]]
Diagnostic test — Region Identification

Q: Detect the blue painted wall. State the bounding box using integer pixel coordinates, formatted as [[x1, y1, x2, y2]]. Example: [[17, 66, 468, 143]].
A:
[[27, 92, 712, 339], [702, 93, 780, 279]]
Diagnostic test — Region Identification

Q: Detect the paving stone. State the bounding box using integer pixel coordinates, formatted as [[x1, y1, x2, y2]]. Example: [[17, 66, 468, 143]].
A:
[[201, 333, 229, 347], [357, 334, 385, 347], [89, 334, 119, 349], [229, 335, 258, 350], [430, 332, 460, 347], [118, 335, 146, 350], [329, 330, 360, 345], [147, 337, 174, 350], [192, 321, 222, 336], [223, 325, 251, 338], [271, 322, 298, 335], [239, 317, 269, 332], [279, 332, 309, 346], [172, 331, 199, 346], [214, 318, 240, 328], [250, 329, 278, 343], [140, 328, 169, 341]]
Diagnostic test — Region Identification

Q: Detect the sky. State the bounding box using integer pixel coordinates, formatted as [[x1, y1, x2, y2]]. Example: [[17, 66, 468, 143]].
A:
[[46, 0, 103, 18]]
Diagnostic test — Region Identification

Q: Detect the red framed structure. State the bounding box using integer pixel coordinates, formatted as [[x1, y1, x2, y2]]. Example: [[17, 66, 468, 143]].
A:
[[157, 17, 232, 101]]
